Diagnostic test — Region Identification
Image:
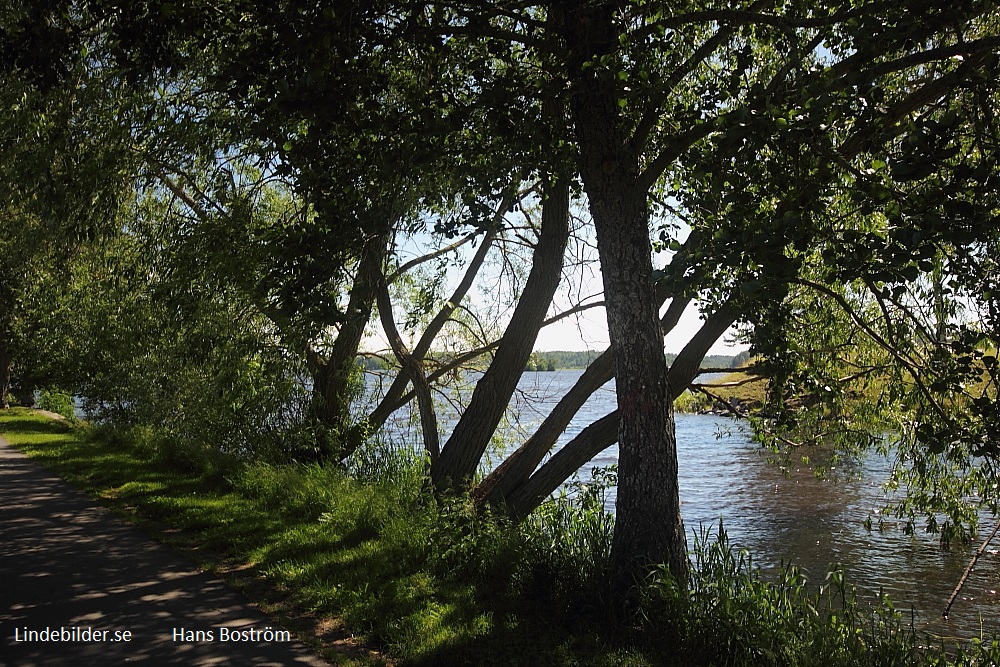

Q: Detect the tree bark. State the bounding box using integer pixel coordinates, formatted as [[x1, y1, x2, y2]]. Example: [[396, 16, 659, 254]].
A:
[[557, 1, 688, 589], [594, 183, 688, 592], [431, 176, 570, 490]]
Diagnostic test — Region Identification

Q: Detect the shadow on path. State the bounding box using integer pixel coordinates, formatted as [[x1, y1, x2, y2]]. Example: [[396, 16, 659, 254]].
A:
[[0, 430, 330, 667]]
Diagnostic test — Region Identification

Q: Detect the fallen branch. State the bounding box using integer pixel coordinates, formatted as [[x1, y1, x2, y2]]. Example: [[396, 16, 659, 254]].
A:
[[943, 518, 1000, 618], [693, 386, 805, 449]]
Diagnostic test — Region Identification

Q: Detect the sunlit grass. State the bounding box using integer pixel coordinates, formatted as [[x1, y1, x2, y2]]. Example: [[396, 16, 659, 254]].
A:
[[0, 410, 626, 664], [0, 409, 390, 666]]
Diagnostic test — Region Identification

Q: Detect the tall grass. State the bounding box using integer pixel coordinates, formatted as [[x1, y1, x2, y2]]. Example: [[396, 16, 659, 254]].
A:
[[517, 466, 617, 610], [641, 524, 910, 666], [638, 524, 1000, 666]]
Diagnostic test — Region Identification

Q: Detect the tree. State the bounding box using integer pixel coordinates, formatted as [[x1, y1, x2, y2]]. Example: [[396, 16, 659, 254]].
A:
[[401, 0, 1000, 592], [63, 191, 318, 460], [0, 17, 138, 407], [8, 0, 1000, 601], [0, 206, 63, 407]]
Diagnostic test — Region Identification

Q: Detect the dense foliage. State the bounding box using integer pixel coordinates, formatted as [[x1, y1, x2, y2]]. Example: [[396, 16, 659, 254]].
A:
[[2, 0, 1000, 636]]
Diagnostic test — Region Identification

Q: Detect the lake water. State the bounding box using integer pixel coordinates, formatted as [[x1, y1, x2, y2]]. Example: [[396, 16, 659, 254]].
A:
[[365, 369, 1000, 641]]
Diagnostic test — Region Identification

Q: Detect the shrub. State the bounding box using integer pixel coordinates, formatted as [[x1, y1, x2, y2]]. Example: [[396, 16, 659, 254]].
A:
[[37, 388, 77, 421]]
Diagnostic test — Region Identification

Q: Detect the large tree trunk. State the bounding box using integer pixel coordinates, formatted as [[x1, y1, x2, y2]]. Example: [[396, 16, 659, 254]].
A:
[[558, 1, 688, 590], [431, 176, 570, 490], [591, 185, 688, 592]]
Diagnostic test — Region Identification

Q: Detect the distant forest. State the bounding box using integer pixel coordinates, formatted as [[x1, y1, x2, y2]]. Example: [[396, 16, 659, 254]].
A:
[[360, 350, 748, 372]]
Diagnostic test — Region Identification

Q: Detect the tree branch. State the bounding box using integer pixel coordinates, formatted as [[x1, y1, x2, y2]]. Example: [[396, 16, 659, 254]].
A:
[[376, 281, 441, 460], [629, 26, 737, 154], [795, 277, 952, 423]]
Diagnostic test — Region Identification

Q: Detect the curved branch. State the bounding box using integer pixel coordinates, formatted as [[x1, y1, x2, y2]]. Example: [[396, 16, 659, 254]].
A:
[[365, 197, 511, 429], [372, 294, 607, 427], [828, 35, 1000, 95], [387, 232, 478, 284], [839, 52, 994, 157], [386, 184, 533, 283]]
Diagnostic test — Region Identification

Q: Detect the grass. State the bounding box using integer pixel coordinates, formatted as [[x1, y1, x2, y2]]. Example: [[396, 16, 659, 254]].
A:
[[3, 407, 1000, 666], [0, 409, 389, 666], [0, 409, 622, 665]]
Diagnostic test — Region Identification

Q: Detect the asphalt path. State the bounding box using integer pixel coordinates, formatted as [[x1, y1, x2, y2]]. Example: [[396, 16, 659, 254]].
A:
[[0, 426, 331, 667]]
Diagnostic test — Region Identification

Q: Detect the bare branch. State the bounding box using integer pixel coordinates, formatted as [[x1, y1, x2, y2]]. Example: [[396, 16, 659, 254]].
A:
[[693, 375, 766, 389], [388, 231, 478, 284], [152, 169, 213, 222], [375, 275, 441, 460], [693, 386, 808, 449], [379, 299, 608, 420]]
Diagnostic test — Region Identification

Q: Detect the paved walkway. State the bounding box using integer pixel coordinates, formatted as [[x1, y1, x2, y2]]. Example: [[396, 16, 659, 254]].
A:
[[0, 426, 331, 667]]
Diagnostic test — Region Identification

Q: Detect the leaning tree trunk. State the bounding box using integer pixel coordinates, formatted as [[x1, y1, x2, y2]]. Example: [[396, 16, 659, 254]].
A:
[[559, 1, 688, 591], [309, 233, 389, 460], [375, 274, 441, 461], [431, 175, 570, 490], [472, 231, 708, 511]]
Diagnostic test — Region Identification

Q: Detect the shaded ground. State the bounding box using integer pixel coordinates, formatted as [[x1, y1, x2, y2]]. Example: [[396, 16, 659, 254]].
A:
[[0, 424, 332, 667]]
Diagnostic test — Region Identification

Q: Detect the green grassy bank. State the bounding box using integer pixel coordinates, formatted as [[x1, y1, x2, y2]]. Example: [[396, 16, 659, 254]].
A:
[[2, 408, 998, 666]]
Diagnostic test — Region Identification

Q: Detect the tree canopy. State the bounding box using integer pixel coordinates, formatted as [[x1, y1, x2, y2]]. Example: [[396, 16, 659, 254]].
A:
[[3, 0, 1000, 599]]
